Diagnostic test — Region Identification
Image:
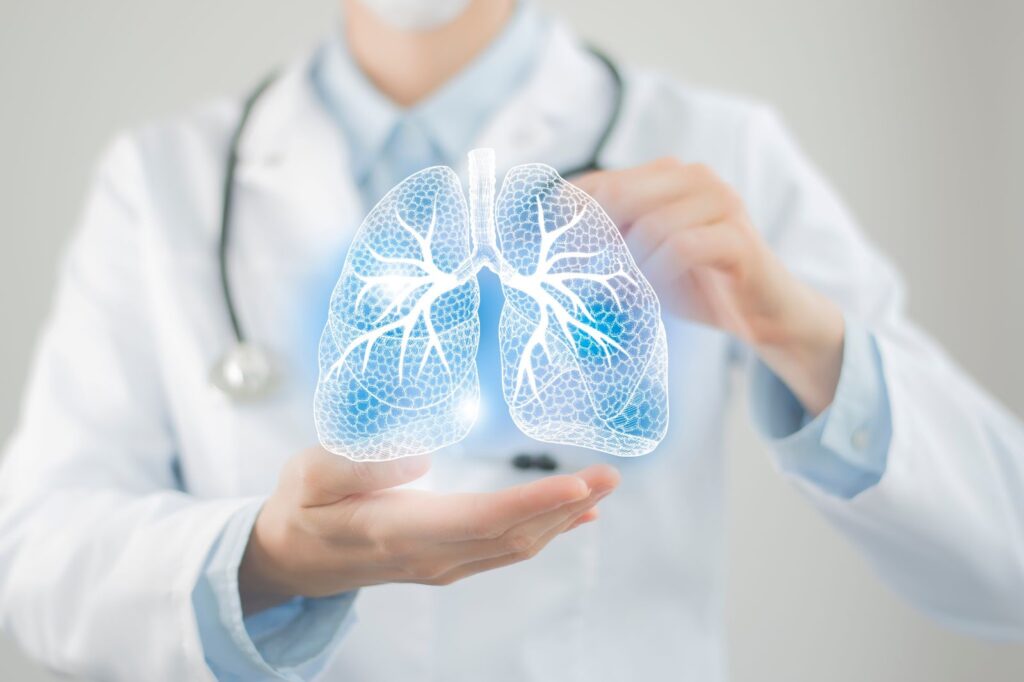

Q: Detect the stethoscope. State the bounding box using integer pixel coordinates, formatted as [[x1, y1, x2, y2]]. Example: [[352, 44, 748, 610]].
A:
[[210, 46, 624, 406]]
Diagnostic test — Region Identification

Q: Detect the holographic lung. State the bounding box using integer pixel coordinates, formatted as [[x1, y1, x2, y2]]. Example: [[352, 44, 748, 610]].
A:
[[314, 166, 480, 461], [315, 149, 668, 460], [494, 164, 668, 457]]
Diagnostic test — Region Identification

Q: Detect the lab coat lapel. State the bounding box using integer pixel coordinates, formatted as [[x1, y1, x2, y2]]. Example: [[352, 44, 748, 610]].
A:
[[473, 21, 620, 176], [208, 52, 364, 481], [232, 23, 611, 246], [233, 53, 363, 262]]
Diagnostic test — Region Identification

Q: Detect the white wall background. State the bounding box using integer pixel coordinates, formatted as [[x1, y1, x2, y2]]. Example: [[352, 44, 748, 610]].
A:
[[1, 1, 1022, 679]]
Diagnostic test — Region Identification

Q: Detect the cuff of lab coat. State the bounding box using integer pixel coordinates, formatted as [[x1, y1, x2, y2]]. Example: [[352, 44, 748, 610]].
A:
[[192, 498, 357, 680], [749, 316, 893, 499]]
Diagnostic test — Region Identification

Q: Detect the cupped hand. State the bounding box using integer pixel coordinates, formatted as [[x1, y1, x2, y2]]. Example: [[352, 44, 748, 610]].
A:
[[239, 446, 619, 614], [575, 159, 845, 414]]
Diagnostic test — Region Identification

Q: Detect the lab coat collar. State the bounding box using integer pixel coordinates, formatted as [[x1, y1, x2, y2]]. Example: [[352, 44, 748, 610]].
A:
[[235, 15, 610, 191], [314, 1, 549, 180], [234, 56, 335, 167], [471, 21, 618, 176], [230, 53, 361, 255]]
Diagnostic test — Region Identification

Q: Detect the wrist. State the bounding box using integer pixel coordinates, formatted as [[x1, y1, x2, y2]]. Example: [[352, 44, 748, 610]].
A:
[[238, 503, 299, 615], [753, 284, 845, 416]]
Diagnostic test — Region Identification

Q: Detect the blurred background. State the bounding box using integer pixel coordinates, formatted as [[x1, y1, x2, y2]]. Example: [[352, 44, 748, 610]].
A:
[[1, 1, 1021, 679]]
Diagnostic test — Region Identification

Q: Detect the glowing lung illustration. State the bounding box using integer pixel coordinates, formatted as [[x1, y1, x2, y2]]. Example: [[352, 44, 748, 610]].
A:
[[494, 164, 668, 457], [315, 149, 668, 460], [314, 167, 480, 461]]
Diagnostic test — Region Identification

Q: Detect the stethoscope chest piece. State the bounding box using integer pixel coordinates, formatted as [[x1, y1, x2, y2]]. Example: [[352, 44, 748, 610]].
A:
[[210, 342, 277, 401]]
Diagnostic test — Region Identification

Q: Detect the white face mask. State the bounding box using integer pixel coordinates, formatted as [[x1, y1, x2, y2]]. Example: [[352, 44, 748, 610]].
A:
[[357, 0, 474, 31]]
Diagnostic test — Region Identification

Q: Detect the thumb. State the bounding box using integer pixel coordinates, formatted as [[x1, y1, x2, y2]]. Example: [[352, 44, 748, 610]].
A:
[[569, 170, 604, 194], [288, 446, 431, 507]]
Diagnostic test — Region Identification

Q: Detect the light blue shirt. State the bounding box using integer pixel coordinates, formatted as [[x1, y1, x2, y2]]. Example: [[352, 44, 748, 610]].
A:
[[749, 317, 891, 498], [192, 3, 893, 677]]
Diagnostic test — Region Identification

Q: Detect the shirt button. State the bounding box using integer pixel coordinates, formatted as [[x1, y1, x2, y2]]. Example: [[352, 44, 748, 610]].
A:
[[851, 427, 871, 451]]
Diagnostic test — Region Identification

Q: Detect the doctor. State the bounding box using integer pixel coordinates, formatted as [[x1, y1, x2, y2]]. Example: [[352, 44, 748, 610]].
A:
[[1, 0, 1022, 679]]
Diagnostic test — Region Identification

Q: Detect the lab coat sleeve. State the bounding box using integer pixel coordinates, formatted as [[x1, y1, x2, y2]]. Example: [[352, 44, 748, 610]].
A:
[[740, 106, 1024, 639], [193, 499, 357, 679], [0, 135, 249, 680], [749, 316, 891, 499]]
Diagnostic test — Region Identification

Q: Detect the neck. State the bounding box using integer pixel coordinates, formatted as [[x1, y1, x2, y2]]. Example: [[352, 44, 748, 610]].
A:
[[343, 0, 515, 107]]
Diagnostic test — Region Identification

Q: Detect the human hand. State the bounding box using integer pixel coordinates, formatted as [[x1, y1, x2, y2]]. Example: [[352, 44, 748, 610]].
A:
[[239, 446, 619, 614], [575, 159, 845, 414]]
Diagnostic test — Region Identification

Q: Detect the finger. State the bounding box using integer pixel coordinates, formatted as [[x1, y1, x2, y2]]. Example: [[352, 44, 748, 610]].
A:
[[568, 169, 605, 193], [567, 507, 599, 530], [572, 159, 690, 195], [470, 464, 615, 551], [410, 474, 588, 541], [624, 195, 729, 264], [573, 160, 717, 229], [641, 222, 740, 279], [405, 464, 619, 543], [288, 446, 431, 507], [558, 463, 619, 499], [428, 502, 601, 585], [438, 473, 615, 563], [573, 166, 681, 228]]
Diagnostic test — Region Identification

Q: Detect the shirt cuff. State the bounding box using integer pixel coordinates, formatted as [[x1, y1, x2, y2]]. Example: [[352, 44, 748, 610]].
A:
[[191, 499, 357, 680], [749, 315, 893, 499]]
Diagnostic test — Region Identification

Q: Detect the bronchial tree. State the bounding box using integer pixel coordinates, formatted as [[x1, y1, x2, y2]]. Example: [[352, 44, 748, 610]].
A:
[[501, 197, 636, 401], [314, 148, 669, 461], [329, 205, 461, 382]]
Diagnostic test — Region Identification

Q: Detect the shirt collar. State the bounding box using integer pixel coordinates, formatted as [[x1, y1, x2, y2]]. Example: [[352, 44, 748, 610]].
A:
[[313, 1, 548, 182]]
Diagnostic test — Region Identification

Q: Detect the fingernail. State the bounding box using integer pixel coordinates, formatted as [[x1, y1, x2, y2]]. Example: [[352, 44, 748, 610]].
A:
[[570, 477, 591, 500]]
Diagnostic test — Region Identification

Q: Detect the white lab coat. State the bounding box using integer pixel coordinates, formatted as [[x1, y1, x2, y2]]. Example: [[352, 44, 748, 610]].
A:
[[1, 20, 1022, 682]]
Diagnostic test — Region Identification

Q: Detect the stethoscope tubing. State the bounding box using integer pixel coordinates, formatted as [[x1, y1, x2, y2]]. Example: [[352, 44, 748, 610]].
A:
[[218, 72, 278, 346]]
